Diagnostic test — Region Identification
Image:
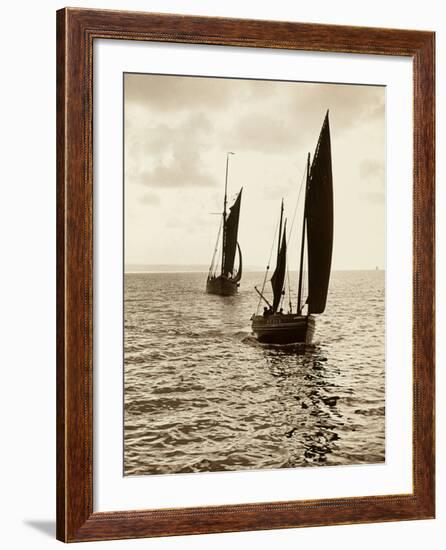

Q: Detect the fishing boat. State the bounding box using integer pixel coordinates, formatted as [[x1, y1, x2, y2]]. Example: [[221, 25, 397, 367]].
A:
[[251, 111, 333, 344], [206, 152, 243, 296]]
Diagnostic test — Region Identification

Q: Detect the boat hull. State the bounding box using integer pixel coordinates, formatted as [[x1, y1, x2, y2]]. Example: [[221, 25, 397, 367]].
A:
[[251, 314, 315, 344], [206, 275, 239, 296]]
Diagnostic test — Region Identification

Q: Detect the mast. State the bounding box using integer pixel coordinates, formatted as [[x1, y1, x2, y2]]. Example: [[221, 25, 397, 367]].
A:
[[221, 152, 234, 275], [297, 152, 310, 315]]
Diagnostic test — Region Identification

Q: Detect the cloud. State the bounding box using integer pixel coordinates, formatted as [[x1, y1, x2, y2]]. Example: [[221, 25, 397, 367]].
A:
[[125, 73, 284, 115], [125, 73, 239, 112], [126, 76, 386, 185], [296, 83, 385, 131], [125, 75, 385, 268], [359, 159, 385, 204], [126, 112, 211, 157], [138, 149, 217, 188], [362, 191, 385, 204], [140, 193, 160, 205], [360, 159, 385, 182], [262, 178, 295, 200], [233, 112, 301, 153], [225, 82, 385, 156], [165, 212, 213, 234], [126, 112, 216, 188]]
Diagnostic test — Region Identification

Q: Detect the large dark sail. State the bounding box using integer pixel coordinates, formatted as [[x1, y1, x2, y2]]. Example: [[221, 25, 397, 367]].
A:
[[222, 189, 242, 277], [307, 111, 334, 314], [271, 221, 287, 312]]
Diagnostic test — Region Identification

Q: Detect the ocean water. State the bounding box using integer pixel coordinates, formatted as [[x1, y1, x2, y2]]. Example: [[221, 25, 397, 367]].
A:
[[124, 270, 385, 476]]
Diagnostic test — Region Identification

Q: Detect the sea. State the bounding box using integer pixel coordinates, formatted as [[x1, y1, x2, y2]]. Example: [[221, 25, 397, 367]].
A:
[[124, 270, 385, 476]]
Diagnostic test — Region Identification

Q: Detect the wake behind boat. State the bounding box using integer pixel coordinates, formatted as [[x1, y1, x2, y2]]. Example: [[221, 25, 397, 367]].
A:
[[207, 152, 243, 296], [251, 111, 333, 344]]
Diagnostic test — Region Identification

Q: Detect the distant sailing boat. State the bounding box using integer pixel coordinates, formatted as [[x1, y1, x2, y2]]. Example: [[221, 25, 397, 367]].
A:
[[207, 152, 243, 296], [251, 111, 333, 344]]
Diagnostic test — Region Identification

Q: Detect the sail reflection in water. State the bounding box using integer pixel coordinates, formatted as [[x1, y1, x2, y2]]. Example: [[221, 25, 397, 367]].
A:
[[124, 270, 385, 476]]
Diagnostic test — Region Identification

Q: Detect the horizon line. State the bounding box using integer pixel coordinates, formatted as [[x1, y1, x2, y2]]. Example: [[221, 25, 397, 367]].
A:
[[125, 265, 385, 274]]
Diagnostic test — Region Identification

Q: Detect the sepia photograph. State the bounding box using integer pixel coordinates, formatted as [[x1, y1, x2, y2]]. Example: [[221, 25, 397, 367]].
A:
[[123, 73, 385, 476]]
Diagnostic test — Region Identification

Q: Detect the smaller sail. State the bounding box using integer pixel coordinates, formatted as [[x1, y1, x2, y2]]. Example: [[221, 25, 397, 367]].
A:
[[271, 220, 287, 312], [222, 188, 243, 277]]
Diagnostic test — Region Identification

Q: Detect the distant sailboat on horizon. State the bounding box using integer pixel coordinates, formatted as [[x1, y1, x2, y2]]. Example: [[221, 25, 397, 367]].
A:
[[207, 152, 243, 296], [251, 111, 334, 344]]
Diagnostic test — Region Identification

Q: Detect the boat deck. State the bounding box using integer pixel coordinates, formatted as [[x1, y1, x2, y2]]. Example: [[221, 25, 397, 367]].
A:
[[206, 275, 239, 296], [251, 314, 315, 344]]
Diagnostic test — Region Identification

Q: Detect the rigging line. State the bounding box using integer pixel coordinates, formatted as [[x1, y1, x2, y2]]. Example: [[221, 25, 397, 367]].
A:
[[287, 163, 307, 242], [281, 243, 294, 313], [279, 278, 287, 312], [208, 216, 223, 277], [256, 215, 281, 315], [300, 245, 309, 314], [304, 247, 309, 311], [286, 255, 293, 313]]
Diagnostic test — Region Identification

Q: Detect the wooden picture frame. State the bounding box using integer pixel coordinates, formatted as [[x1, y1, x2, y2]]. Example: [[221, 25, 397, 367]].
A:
[[56, 7, 435, 542]]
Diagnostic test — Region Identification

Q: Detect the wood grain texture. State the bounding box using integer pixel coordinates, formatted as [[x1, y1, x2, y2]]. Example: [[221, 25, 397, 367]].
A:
[[56, 7, 435, 543]]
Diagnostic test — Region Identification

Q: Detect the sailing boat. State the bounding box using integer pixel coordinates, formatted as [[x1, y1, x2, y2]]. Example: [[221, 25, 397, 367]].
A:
[[206, 152, 243, 296], [251, 111, 333, 344]]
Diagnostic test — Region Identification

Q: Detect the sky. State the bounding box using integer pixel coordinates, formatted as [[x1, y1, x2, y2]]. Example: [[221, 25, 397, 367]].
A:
[[124, 73, 385, 271]]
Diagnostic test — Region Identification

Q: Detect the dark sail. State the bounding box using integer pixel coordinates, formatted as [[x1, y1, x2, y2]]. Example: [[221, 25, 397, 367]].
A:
[[271, 221, 287, 312], [307, 111, 334, 314], [222, 189, 242, 277]]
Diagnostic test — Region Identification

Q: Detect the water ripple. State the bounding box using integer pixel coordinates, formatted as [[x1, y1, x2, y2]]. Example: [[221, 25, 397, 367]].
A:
[[124, 271, 385, 475]]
